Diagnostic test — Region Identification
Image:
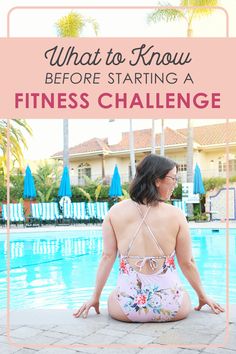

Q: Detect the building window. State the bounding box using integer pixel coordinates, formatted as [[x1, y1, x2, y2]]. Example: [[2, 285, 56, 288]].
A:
[[218, 159, 236, 174], [177, 163, 187, 172], [229, 159, 236, 173], [218, 161, 222, 173], [175, 160, 187, 172], [78, 162, 91, 185]]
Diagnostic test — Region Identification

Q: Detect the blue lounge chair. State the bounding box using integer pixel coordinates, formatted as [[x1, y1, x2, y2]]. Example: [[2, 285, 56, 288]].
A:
[[172, 199, 188, 217], [40, 202, 62, 224], [61, 199, 73, 224], [72, 202, 88, 223], [86, 202, 97, 222], [2, 203, 25, 226], [95, 202, 109, 221], [31, 203, 42, 226]]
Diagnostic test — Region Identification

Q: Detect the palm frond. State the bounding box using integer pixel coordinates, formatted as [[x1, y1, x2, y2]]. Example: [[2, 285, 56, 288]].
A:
[[55, 11, 98, 37], [78, 187, 91, 202], [55, 11, 85, 37], [95, 184, 102, 201], [181, 0, 219, 18], [86, 17, 99, 36], [148, 2, 186, 24], [83, 175, 94, 186], [12, 119, 33, 136]]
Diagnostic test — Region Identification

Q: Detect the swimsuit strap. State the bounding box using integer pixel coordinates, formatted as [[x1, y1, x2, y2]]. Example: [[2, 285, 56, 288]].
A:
[[126, 205, 151, 256], [135, 203, 166, 257]]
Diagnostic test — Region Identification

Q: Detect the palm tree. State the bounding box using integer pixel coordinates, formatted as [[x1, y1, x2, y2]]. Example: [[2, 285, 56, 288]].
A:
[[160, 119, 165, 156], [148, 0, 219, 214], [55, 11, 99, 169], [0, 119, 32, 176], [34, 160, 61, 202]]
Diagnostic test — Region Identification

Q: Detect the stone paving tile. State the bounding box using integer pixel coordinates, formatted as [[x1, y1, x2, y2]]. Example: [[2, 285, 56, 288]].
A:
[[73, 345, 104, 354], [172, 311, 226, 332], [0, 334, 8, 343], [140, 348, 199, 354], [102, 322, 141, 332], [9, 335, 59, 347], [0, 342, 22, 354], [100, 347, 141, 354], [29, 325, 56, 332], [78, 333, 118, 345], [175, 350, 202, 354], [9, 328, 43, 340], [40, 330, 69, 339], [51, 325, 97, 337], [15, 350, 38, 354], [113, 333, 155, 345], [130, 322, 172, 336], [95, 328, 127, 338], [0, 326, 6, 335], [36, 348, 79, 354], [207, 331, 236, 351], [50, 335, 86, 346], [152, 328, 216, 345], [202, 348, 236, 354]]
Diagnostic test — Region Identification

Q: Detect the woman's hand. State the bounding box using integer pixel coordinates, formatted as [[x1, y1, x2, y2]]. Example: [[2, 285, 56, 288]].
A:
[[73, 297, 100, 319], [194, 296, 225, 314]]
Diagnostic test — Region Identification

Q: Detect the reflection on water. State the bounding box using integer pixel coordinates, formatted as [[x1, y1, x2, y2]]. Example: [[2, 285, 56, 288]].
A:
[[0, 228, 235, 309]]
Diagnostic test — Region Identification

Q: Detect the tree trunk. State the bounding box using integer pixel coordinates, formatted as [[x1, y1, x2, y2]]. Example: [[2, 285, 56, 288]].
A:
[[186, 119, 194, 182], [186, 119, 194, 216], [101, 154, 105, 179], [63, 119, 69, 168], [129, 119, 136, 179], [160, 119, 165, 156], [186, 24, 194, 216]]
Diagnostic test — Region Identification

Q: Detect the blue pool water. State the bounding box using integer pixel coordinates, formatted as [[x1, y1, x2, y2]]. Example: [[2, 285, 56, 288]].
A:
[[0, 228, 235, 309]]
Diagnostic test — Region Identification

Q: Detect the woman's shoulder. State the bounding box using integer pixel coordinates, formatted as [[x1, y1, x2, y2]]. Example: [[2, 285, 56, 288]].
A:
[[108, 199, 134, 223], [109, 199, 133, 213], [164, 201, 187, 220]]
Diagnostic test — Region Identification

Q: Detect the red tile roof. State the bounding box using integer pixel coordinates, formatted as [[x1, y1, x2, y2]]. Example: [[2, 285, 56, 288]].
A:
[[52, 121, 236, 158], [177, 121, 236, 146], [52, 137, 109, 157], [109, 127, 186, 152]]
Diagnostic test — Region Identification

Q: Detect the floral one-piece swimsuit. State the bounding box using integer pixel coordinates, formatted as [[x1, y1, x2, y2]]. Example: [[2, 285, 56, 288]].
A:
[[116, 204, 185, 322]]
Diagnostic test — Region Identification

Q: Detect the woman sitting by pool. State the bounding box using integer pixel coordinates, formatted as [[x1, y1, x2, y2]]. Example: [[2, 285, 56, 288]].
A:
[[74, 154, 224, 322]]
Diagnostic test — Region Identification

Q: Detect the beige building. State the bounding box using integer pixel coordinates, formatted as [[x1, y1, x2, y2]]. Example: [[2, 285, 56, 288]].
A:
[[52, 121, 236, 186]]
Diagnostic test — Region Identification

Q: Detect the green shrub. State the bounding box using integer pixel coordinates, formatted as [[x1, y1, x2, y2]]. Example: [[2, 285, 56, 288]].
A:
[[203, 177, 226, 191], [34, 161, 60, 202], [172, 183, 182, 199], [0, 176, 6, 202], [71, 186, 88, 201], [230, 175, 236, 183]]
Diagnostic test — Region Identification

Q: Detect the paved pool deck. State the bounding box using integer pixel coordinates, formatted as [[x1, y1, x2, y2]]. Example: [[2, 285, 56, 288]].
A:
[[0, 221, 235, 234], [0, 305, 235, 354]]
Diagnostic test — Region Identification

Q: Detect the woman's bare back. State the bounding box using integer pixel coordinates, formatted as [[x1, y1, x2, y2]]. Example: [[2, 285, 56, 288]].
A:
[[109, 199, 181, 274]]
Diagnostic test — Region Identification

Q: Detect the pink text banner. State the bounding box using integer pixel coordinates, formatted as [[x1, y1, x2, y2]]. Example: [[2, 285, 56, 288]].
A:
[[0, 37, 235, 118]]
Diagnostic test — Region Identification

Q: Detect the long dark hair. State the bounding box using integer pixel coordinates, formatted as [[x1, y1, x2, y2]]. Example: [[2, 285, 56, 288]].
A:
[[129, 154, 177, 205]]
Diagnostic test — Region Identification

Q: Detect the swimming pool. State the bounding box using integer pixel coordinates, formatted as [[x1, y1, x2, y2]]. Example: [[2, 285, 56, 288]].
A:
[[0, 228, 235, 309]]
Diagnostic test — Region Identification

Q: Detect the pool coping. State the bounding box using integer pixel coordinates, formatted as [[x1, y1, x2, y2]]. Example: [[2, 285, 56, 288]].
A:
[[0, 221, 235, 235]]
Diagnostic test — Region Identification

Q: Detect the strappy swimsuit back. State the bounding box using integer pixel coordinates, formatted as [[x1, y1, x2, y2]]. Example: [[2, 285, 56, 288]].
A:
[[116, 203, 185, 322]]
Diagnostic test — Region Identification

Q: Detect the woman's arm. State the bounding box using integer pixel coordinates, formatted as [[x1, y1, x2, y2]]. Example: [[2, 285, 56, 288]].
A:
[[73, 213, 117, 318], [175, 211, 224, 314]]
